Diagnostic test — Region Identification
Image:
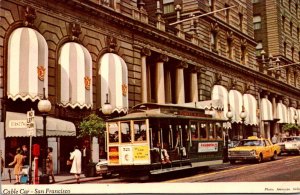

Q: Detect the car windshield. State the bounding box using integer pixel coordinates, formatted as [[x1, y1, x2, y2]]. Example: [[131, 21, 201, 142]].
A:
[[291, 137, 300, 141], [283, 138, 294, 142], [237, 140, 263, 146]]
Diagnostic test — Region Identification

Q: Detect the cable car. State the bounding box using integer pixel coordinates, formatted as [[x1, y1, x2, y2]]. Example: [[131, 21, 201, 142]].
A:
[[105, 103, 228, 180]]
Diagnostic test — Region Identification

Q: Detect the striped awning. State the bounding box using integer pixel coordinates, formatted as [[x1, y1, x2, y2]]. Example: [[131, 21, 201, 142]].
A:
[[99, 53, 128, 114], [243, 94, 258, 125], [211, 85, 228, 119], [7, 27, 48, 101], [5, 112, 76, 137], [260, 98, 273, 121], [228, 90, 243, 123], [276, 102, 288, 123], [288, 107, 297, 124], [58, 42, 93, 109]]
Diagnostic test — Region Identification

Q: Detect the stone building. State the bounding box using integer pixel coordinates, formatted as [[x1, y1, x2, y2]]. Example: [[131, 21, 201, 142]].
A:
[[253, 0, 300, 138], [0, 0, 299, 178]]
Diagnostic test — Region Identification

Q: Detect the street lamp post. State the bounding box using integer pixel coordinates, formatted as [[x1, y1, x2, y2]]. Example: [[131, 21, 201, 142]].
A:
[[224, 104, 233, 163], [37, 88, 51, 184], [102, 93, 113, 117], [240, 105, 247, 139]]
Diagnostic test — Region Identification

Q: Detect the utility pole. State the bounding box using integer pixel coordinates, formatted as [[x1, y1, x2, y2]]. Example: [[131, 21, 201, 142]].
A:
[[169, 5, 236, 26]]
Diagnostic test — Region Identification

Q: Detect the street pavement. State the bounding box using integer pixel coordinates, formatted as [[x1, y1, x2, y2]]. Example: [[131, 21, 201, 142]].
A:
[[0, 173, 101, 185]]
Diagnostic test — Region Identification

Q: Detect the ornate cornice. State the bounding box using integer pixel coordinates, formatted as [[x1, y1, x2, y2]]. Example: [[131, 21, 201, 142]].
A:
[[24, 6, 36, 27]]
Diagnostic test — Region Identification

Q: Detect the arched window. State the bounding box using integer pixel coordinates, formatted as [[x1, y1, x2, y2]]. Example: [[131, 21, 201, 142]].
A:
[[98, 53, 128, 114], [58, 42, 93, 109], [7, 27, 48, 101]]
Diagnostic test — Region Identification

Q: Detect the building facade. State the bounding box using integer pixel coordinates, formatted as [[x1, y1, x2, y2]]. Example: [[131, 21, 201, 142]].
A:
[[253, 0, 300, 138], [0, 0, 299, 178]]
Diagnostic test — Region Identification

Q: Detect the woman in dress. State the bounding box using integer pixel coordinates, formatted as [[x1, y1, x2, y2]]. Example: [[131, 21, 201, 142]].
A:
[[8, 148, 23, 184]]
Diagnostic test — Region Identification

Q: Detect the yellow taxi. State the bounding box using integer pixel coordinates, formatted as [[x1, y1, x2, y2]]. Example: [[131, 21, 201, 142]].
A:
[[228, 136, 281, 164]]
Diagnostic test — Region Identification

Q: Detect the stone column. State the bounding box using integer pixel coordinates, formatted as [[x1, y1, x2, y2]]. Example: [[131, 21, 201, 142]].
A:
[[156, 54, 168, 104], [141, 48, 151, 103], [176, 61, 188, 104], [189, 67, 201, 102]]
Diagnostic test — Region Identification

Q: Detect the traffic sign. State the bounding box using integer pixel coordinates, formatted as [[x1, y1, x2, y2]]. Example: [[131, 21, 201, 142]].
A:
[[27, 109, 36, 136]]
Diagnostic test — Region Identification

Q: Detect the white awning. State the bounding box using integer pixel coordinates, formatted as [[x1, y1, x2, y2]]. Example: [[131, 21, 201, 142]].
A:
[[7, 27, 48, 101], [99, 53, 128, 114], [211, 85, 228, 119], [288, 107, 297, 124], [276, 102, 288, 123], [260, 98, 273, 121], [228, 89, 243, 123], [243, 94, 258, 125], [5, 112, 76, 137], [58, 42, 93, 109], [182, 99, 223, 110], [297, 109, 300, 124]]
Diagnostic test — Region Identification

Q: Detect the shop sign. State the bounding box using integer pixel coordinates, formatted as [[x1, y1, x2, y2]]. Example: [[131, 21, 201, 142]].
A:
[[9, 120, 27, 128], [198, 142, 218, 153]]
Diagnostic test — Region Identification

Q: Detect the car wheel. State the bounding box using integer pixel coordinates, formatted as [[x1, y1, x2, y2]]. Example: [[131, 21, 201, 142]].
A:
[[256, 154, 263, 163], [102, 172, 112, 179], [271, 151, 277, 160], [229, 160, 236, 164]]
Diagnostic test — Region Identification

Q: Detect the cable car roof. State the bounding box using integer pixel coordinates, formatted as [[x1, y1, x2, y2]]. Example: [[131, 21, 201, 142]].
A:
[[106, 103, 227, 122]]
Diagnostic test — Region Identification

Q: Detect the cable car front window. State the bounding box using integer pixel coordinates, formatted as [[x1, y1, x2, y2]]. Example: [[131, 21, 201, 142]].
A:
[[134, 120, 147, 142], [121, 122, 131, 143], [108, 122, 119, 143]]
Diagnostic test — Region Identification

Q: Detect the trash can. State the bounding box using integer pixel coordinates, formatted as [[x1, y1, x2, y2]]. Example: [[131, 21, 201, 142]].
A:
[[84, 162, 96, 177]]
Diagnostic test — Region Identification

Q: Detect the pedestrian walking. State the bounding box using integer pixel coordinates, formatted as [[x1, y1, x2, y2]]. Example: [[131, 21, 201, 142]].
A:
[[69, 145, 82, 184], [46, 147, 55, 183], [8, 148, 23, 184], [271, 133, 278, 144]]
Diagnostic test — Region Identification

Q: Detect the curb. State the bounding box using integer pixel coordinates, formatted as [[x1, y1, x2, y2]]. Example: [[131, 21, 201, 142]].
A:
[[56, 177, 101, 184]]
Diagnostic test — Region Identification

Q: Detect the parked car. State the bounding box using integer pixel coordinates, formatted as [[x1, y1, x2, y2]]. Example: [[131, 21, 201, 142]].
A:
[[276, 136, 300, 155], [228, 136, 281, 164], [95, 159, 112, 178]]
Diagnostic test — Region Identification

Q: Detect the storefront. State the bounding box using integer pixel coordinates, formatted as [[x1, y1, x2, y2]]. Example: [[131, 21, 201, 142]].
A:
[[2, 111, 76, 179]]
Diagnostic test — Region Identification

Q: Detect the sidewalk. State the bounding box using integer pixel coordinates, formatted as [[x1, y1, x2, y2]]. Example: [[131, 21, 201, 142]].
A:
[[0, 173, 102, 185]]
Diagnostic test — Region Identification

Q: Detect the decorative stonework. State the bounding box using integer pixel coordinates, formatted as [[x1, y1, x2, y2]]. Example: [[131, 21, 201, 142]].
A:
[[106, 35, 117, 52], [226, 31, 234, 42], [122, 84, 128, 96], [157, 54, 169, 63], [240, 39, 247, 49], [211, 22, 219, 33], [189, 66, 202, 73], [24, 6, 36, 27], [230, 78, 238, 90], [141, 47, 151, 57], [84, 76, 91, 90], [176, 61, 188, 69], [37, 66, 45, 81], [214, 72, 222, 85], [69, 22, 82, 41], [244, 83, 251, 94]]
